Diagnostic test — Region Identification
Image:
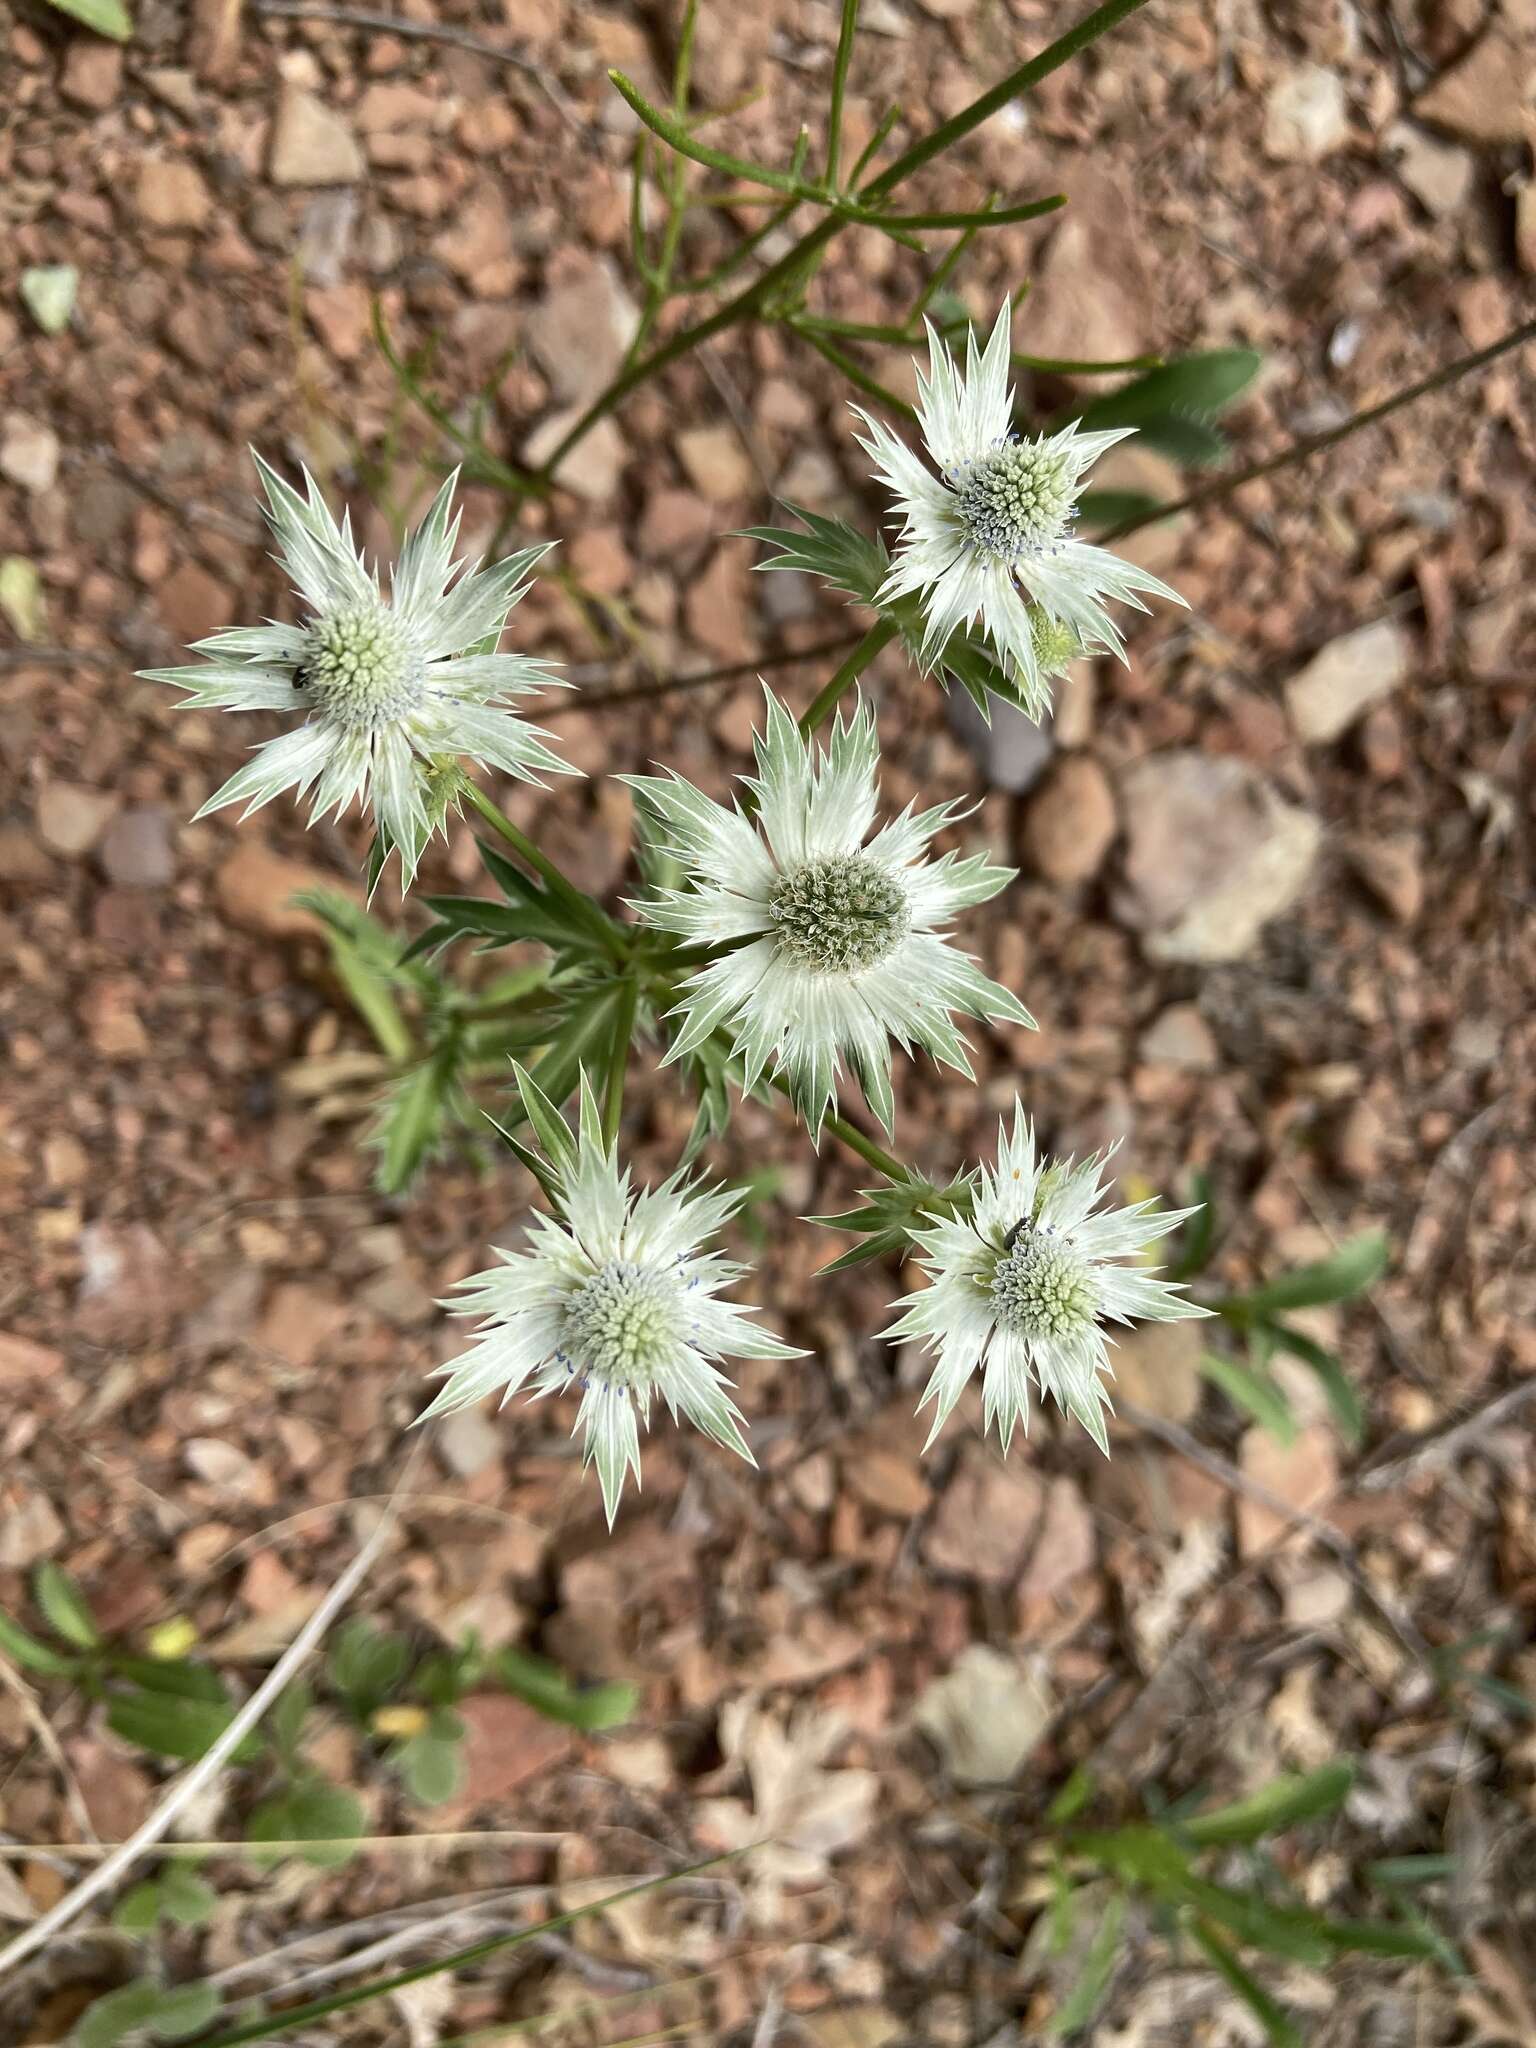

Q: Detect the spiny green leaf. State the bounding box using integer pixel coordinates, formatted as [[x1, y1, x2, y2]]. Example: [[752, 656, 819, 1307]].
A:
[[744, 502, 889, 606], [0, 1607, 78, 1676]]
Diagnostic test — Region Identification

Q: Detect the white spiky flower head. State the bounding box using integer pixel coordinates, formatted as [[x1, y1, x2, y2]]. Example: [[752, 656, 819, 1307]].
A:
[[141, 456, 573, 885], [885, 1105, 1209, 1453], [419, 1077, 800, 1525], [854, 304, 1187, 719], [623, 689, 1032, 1139]]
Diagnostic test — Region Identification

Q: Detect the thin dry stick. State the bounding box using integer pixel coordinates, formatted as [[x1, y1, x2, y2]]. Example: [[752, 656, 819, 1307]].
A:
[[250, 0, 579, 126], [0, 1656, 99, 1848], [1357, 1378, 1536, 1494], [0, 1827, 563, 1862], [0, 1438, 424, 1983]]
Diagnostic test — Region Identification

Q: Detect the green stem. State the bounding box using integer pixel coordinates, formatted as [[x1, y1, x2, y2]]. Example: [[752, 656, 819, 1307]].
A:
[[462, 782, 625, 962], [602, 976, 639, 1146], [825, 0, 861, 187], [798, 616, 899, 737], [789, 324, 919, 420], [859, 0, 1153, 198], [766, 1071, 907, 1181]]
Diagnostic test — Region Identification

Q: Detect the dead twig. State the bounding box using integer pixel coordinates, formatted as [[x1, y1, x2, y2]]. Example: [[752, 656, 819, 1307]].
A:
[[1357, 1378, 1536, 1493], [249, 0, 580, 129], [0, 1657, 99, 1850]]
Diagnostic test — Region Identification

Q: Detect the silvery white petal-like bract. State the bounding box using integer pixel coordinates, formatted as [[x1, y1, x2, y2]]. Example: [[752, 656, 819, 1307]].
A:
[[623, 689, 1032, 1138], [854, 304, 1187, 718], [142, 456, 573, 884], [420, 1078, 799, 1526], [885, 1104, 1210, 1453]]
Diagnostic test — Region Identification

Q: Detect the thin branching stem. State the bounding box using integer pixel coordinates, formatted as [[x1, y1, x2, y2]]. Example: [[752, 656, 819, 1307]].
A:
[[463, 783, 626, 961], [798, 617, 900, 736]]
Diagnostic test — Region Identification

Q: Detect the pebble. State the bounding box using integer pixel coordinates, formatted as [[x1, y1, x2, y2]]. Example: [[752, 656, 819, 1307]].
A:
[[1017, 1477, 1095, 1607], [269, 85, 366, 186], [1383, 121, 1473, 218], [1116, 750, 1320, 963], [98, 806, 175, 888], [216, 844, 355, 938], [1263, 64, 1349, 162], [842, 1446, 931, 1518], [2, 411, 62, 494], [1284, 617, 1409, 744], [676, 424, 756, 504], [0, 1491, 65, 1569], [37, 781, 119, 856], [1237, 1424, 1338, 1556], [158, 561, 235, 642], [0, 1332, 65, 1384], [946, 688, 1054, 794], [1346, 833, 1423, 924], [923, 1448, 1044, 1584], [1138, 1001, 1218, 1070], [60, 36, 123, 111], [454, 1693, 573, 1805], [1021, 755, 1117, 884], [522, 408, 626, 501], [1112, 1319, 1204, 1426], [437, 1405, 503, 1479], [135, 158, 214, 230], [1414, 27, 1534, 145], [1333, 1096, 1386, 1182], [527, 258, 639, 408]]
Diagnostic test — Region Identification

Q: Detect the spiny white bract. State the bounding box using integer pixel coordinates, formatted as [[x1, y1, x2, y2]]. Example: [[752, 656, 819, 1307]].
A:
[[885, 1106, 1209, 1453], [624, 689, 1032, 1139], [142, 457, 572, 885], [420, 1081, 799, 1526], [854, 304, 1187, 719]]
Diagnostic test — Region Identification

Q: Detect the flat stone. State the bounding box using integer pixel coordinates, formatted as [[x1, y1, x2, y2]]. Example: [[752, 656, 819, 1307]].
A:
[[1116, 750, 1320, 963], [1237, 1424, 1338, 1556], [1138, 1001, 1219, 1070], [913, 1645, 1052, 1784], [1346, 832, 1423, 924], [1264, 64, 1349, 161], [842, 1446, 931, 1519], [1285, 617, 1409, 744], [437, 1405, 503, 1479], [135, 158, 213, 230], [0, 1491, 64, 1569], [269, 84, 366, 186], [216, 844, 357, 938], [1021, 755, 1117, 885], [923, 1447, 1044, 1584], [527, 256, 639, 408], [676, 424, 755, 504], [1384, 121, 1474, 217], [455, 1693, 573, 1804], [159, 560, 235, 642], [946, 687, 1054, 794], [1111, 1318, 1204, 1426], [0, 1332, 64, 1384], [37, 781, 118, 856], [0, 412, 61, 493], [1415, 28, 1535, 145], [60, 36, 123, 111], [1017, 1477, 1095, 1606], [522, 408, 625, 502], [98, 806, 174, 887]]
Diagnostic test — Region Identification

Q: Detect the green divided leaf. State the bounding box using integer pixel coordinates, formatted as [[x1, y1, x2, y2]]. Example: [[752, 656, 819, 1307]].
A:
[[744, 502, 889, 606], [294, 890, 419, 1061], [33, 1561, 101, 1650], [40, 0, 132, 41]]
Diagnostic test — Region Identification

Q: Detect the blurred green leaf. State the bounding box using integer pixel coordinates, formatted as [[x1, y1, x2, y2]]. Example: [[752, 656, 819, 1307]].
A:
[[493, 1645, 638, 1731], [294, 891, 418, 1061], [0, 556, 48, 641], [1075, 488, 1162, 531], [33, 1562, 101, 1651], [1221, 1232, 1388, 1317], [1048, 1888, 1124, 2037], [1188, 1921, 1303, 2048], [1262, 1322, 1365, 1446], [329, 1619, 412, 1719], [73, 1980, 219, 2048], [107, 1688, 264, 1766], [113, 1864, 218, 1934], [246, 1775, 365, 1868], [392, 1709, 465, 1805], [1179, 1763, 1353, 1848], [1168, 1171, 1217, 1280], [1199, 1351, 1297, 1445], [0, 1607, 78, 1676], [39, 0, 132, 40]]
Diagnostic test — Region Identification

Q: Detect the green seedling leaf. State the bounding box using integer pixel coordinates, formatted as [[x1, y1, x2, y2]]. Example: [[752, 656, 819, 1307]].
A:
[[329, 1618, 411, 1718], [1179, 1763, 1354, 1848], [0, 1607, 78, 1676], [107, 1687, 265, 1766], [494, 1645, 639, 1731], [40, 0, 132, 40], [391, 1709, 465, 1805], [1048, 1888, 1124, 2037], [1199, 1352, 1297, 1445], [33, 1562, 101, 1651], [246, 1775, 365, 1868], [1220, 1231, 1389, 1317], [1070, 349, 1262, 438], [74, 1980, 220, 2048], [20, 264, 80, 333], [1262, 1323, 1365, 1446], [108, 1656, 230, 1702], [113, 1864, 218, 1934]]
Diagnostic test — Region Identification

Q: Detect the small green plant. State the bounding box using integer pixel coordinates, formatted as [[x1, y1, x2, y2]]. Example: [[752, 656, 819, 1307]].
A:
[[1033, 1761, 1454, 2043], [1168, 1177, 1388, 1447], [0, 1566, 636, 1870]]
